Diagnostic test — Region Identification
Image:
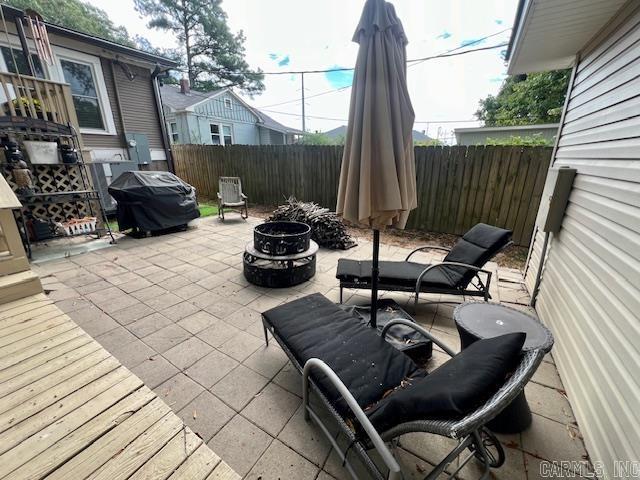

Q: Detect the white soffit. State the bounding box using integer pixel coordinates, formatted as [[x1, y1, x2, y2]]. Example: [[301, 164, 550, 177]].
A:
[[508, 0, 628, 74]]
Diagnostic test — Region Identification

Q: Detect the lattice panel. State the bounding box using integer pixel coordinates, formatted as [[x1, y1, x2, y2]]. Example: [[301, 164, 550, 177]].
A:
[[4, 163, 96, 224]]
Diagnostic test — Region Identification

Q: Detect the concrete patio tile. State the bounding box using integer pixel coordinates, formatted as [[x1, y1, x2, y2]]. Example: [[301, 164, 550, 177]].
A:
[[185, 349, 239, 388], [211, 364, 270, 411], [57, 270, 103, 288], [94, 325, 138, 352], [55, 297, 94, 314], [74, 311, 120, 338], [218, 331, 263, 362], [456, 444, 527, 480], [213, 282, 244, 298], [228, 287, 262, 306], [525, 383, 575, 423], [155, 372, 205, 411], [107, 271, 144, 286], [208, 414, 273, 477], [163, 336, 213, 370], [161, 301, 201, 321], [110, 302, 155, 326], [172, 283, 208, 300], [243, 343, 288, 379], [399, 432, 460, 470], [118, 278, 153, 294], [156, 274, 193, 292], [273, 362, 303, 397], [242, 383, 301, 436], [245, 319, 269, 340], [196, 321, 241, 348], [46, 288, 80, 302], [178, 310, 220, 335], [278, 404, 333, 466], [136, 265, 166, 279], [203, 299, 243, 320], [131, 285, 167, 302], [246, 295, 283, 313], [177, 391, 235, 442], [246, 439, 319, 480], [85, 262, 129, 278], [142, 324, 192, 353], [224, 307, 261, 330], [132, 356, 179, 389], [109, 340, 157, 369], [180, 266, 212, 282], [524, 453, 592, 479], [128, 312, 174, 338], [190, 291, 223, 309], [521, 414, 586, 466], [201, 259, 229, 274], [74, 279, 111, 295], [144, 292, 183, 311], [317, 471, 337, 480], [98, 295, 141, 315], [532, 361, 564, 390]]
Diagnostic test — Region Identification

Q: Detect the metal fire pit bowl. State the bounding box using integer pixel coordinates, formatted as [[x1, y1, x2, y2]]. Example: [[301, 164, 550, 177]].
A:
[[254, 221, 311, 256]]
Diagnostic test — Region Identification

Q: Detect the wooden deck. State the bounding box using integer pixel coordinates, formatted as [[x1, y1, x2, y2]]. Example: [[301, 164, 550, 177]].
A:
[[0, 294, 239, 480]]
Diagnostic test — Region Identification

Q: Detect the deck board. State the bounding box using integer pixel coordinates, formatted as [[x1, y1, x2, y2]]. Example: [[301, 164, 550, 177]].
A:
[[0, 294, 237, 480]]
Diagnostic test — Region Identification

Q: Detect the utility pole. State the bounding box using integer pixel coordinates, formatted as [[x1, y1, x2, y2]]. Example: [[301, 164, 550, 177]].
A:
[[301, 72, 306, 132]]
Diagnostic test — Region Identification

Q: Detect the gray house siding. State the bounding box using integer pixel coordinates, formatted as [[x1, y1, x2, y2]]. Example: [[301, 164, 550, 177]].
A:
[[193, 91, 257, 123], [524, 2, 640, 476]]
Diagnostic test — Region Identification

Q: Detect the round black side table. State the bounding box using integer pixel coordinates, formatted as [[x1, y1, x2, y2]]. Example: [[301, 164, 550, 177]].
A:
[[453, 302, 554, 434]]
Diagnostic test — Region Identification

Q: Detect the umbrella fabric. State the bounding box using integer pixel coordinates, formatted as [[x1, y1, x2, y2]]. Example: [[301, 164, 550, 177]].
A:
[[336, 0, 417, 230]]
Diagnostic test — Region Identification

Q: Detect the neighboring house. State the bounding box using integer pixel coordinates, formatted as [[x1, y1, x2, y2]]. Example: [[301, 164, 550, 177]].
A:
[[324, 125, 432, 143], [454, 124, 559, 145], [507, 0, 639, 477], [0, 4, 179, 210], [161, 82, 302, 146]]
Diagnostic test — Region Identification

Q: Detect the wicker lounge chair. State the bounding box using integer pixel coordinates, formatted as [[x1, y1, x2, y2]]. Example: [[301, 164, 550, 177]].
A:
[[217, 176, 248, 220], [262, 293, 553, 480], [336, 223, 513, 308]]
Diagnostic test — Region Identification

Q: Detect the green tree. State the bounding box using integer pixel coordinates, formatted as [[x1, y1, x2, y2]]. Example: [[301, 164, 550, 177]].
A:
[[4, 0, 134, 47], [476, 70, 570, 126], [299, 132, 333, 145], [134, 0, 264, 95], [483, 134, 553, 146]]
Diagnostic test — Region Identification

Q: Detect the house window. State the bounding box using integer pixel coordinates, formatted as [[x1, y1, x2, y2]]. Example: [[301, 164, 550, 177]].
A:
[[0, 46, 45, 78], [222, 125, 233, 145], [210, 124, 221, 144], [60, 59, 104, 130], [169, 122, 179, 143], [224, 97, 232, 109], [210, 123, 233, 145]]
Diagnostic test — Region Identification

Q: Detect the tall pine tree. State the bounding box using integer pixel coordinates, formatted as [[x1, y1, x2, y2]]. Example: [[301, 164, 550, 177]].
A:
[[134, 0, 264, 95]]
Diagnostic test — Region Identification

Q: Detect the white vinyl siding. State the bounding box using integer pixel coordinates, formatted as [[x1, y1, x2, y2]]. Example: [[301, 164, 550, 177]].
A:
[[526, 3, 640, 478]]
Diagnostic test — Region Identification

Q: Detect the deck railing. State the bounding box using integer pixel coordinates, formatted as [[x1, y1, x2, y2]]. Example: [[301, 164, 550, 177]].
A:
[[0, 71, 80, 128]]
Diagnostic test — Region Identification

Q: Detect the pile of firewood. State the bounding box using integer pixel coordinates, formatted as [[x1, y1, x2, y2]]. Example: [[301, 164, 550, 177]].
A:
[[268, 197, 357, 250]]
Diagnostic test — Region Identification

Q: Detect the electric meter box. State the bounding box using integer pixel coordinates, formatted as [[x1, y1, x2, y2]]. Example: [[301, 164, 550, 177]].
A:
[[537, 166, 577, 234]]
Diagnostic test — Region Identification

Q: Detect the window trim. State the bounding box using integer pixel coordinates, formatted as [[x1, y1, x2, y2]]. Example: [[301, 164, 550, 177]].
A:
[[0, 34, 51, 79], [169, 121, 179, 143], [224, 97, 233, 110], [209, 122, 233, 146], [52, 47, 117, 136]]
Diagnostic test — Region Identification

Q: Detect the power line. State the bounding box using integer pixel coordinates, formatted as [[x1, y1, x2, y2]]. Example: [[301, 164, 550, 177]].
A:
[[260, 108, 479, 125], [255, 36, 510, 109]]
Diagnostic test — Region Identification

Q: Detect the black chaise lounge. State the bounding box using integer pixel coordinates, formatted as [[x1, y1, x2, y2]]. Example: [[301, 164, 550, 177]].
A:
[[262, 293, 553, 480], [336, 223, 513, 308]]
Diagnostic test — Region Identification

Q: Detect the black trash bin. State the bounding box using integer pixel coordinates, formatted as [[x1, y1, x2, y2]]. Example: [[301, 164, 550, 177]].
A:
[[108, 171, 200, 235]]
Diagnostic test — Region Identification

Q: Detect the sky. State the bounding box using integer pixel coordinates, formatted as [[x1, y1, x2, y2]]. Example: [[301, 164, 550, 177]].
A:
[[87, 0, 519, 143]]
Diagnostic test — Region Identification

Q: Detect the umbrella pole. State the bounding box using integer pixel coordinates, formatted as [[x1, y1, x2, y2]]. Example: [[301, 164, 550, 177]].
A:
[[370, 229, 380, 328]]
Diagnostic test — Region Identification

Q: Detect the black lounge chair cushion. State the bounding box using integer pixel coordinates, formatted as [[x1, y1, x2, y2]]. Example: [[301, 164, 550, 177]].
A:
[[336, 259, 457, 289], [366, 332, 526, 432], [336, 223, 512, 290], [262, 293, 421, 418]]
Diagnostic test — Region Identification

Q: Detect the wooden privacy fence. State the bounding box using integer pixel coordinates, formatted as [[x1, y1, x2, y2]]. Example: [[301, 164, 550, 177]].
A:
[[173, 144, 552, 246]]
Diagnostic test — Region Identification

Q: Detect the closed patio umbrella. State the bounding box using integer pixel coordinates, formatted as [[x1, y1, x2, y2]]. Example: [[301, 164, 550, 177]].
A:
[[337, 0, 417, 327]]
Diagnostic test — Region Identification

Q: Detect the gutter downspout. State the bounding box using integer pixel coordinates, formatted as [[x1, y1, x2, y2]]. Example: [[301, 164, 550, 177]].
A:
[[151, 64, 174, 173]]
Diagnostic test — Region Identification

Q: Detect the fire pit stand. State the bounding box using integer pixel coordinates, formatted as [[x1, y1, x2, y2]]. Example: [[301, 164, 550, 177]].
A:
[[243, 221, 318, 288]]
